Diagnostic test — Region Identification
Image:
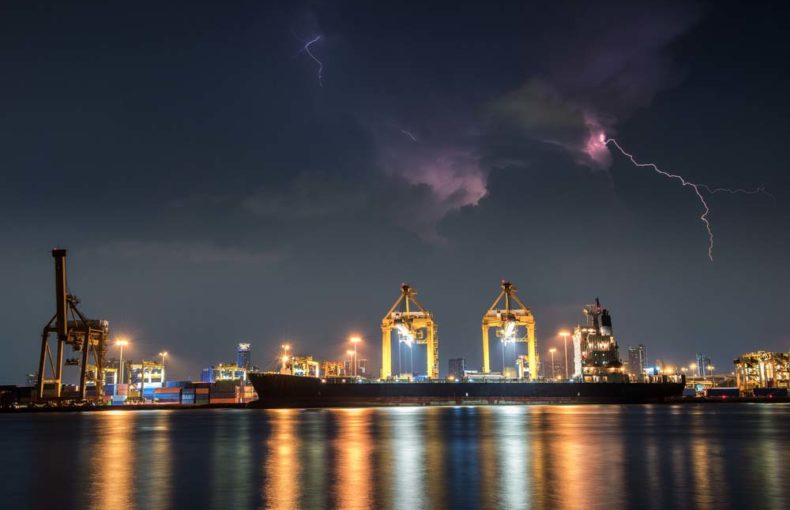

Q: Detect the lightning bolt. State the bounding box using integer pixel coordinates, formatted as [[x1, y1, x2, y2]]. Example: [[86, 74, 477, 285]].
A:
[[400, 129, 418, 142], [302, 35, 324, 87], [603, 135, 769, 261]]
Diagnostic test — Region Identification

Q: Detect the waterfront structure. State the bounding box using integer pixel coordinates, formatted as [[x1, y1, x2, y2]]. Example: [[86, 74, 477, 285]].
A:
[[291, 356, 320, 377], [734, 351, 790, 391], [515, 355, 536, 380], [481, 281, 538, 380], [573, 299, 627, 383], [381, 284, 438, 379], [129, 361, 165, 389], [249, 290, 684, 407], [237, 343, 251, 371], [36, 249, 109, 401], [448, 358, 465, 380], [320, 360, 347, 377], [201, 363, 247, 383], [627, 345, 647, 378], [102, 366, 119, 386]]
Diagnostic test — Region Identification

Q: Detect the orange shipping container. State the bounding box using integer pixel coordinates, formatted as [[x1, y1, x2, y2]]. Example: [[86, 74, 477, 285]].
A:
[[209, 397, 237, 404]]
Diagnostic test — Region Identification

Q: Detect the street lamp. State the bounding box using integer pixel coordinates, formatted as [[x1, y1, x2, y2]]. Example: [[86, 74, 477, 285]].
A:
[[559, 330, 570, 380], [115, 339, 129, 394], [159, 351, 168, 386], [350, 336, 362, 377], [549, 348, 557, 380]]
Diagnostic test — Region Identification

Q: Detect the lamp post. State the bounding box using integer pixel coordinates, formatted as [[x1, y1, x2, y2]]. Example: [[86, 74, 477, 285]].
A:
[[549, 348, 557, 380], [559, 330, 570, 380], [115, 339, 128, 395], [159, 351, 168, 386], [501, 338, 507, 376], [350, 336, 362, 377]]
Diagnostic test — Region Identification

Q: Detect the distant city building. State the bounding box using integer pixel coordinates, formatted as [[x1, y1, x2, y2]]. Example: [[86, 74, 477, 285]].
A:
[[448, 358, 465, 380], [357, 359, 368, 376], [734, 351, 790, 391], [129, 361, 165, 389], [237, 343, 251, 371], [627, 345, 647, 377], [342, 357, 367, 377], [696, 353, 712, 377]]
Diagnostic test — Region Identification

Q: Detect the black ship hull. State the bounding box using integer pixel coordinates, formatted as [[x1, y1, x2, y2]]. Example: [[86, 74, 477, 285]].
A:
[[249, 373, 684, 408]]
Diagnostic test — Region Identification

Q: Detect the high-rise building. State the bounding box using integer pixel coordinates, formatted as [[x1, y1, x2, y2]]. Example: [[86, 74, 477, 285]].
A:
[[696, 353, 711, 377], [357, 359, 368, 376], [628, 345, 647, 377], [448, 358, 465, 380], [237, 343, 251, 371]]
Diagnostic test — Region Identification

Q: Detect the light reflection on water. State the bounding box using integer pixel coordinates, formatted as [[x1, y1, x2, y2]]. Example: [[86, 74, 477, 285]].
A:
[[2, 404, 789, 509]]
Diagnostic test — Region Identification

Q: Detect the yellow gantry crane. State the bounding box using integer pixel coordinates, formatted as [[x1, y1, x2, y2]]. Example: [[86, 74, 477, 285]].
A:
[[381, 283, 438, 379], [482, 280, 538, 380]]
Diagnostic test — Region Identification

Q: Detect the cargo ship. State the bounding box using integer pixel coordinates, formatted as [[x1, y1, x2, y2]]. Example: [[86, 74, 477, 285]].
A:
[[248, 373, 684, 407], [249, 285, 685, 407]]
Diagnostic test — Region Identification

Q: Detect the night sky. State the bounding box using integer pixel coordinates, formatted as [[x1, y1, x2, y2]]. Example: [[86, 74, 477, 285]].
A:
[[2, 1, 789, 382]]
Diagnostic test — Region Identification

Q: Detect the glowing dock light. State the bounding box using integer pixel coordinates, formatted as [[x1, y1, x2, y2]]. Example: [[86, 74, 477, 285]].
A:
[[395, 323, 416, 346]]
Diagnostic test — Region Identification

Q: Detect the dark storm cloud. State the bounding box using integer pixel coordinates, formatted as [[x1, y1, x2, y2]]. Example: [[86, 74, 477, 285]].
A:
[[489, 2, 703, 167], [0, 0, 788, 382]]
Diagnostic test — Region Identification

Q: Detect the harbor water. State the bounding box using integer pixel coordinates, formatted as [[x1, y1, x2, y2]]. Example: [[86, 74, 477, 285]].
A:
[[1, 404, 788, 509]]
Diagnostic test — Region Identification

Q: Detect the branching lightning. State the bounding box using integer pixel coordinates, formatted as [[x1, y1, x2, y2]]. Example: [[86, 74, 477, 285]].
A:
[[400, 129, 418, 142], [301, 35, 324, 87], [601, 134, 769, 261]]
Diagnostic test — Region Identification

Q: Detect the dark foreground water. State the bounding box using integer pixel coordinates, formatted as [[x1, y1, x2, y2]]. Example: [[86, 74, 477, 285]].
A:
[[1, 404, 788, 509]]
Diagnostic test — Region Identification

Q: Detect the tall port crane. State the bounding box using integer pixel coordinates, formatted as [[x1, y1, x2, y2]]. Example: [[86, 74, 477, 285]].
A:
[[381, 284, 438, 379], [36, 249, 109, 401], [482, 280, 538, 380]]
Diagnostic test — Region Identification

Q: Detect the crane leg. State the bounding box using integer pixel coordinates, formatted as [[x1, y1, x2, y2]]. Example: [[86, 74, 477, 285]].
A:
[[381, 327, 391, 379], [426, 324, 437, 379], [527, 324, 537, 381], [482, 326, 490, 373]]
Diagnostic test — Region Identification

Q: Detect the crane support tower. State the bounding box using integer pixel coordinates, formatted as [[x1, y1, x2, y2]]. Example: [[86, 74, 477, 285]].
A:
[[381, 284, 438, 379], [36, 249, 109, 401], [482, 280, 538, 380]]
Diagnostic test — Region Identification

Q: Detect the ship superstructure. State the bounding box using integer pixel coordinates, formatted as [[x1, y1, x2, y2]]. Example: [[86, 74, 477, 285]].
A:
[[573, 298, 627, 383]]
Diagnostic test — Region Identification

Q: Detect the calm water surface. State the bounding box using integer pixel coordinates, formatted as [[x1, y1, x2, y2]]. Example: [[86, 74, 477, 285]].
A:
[[1, 404, 788, 509]]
